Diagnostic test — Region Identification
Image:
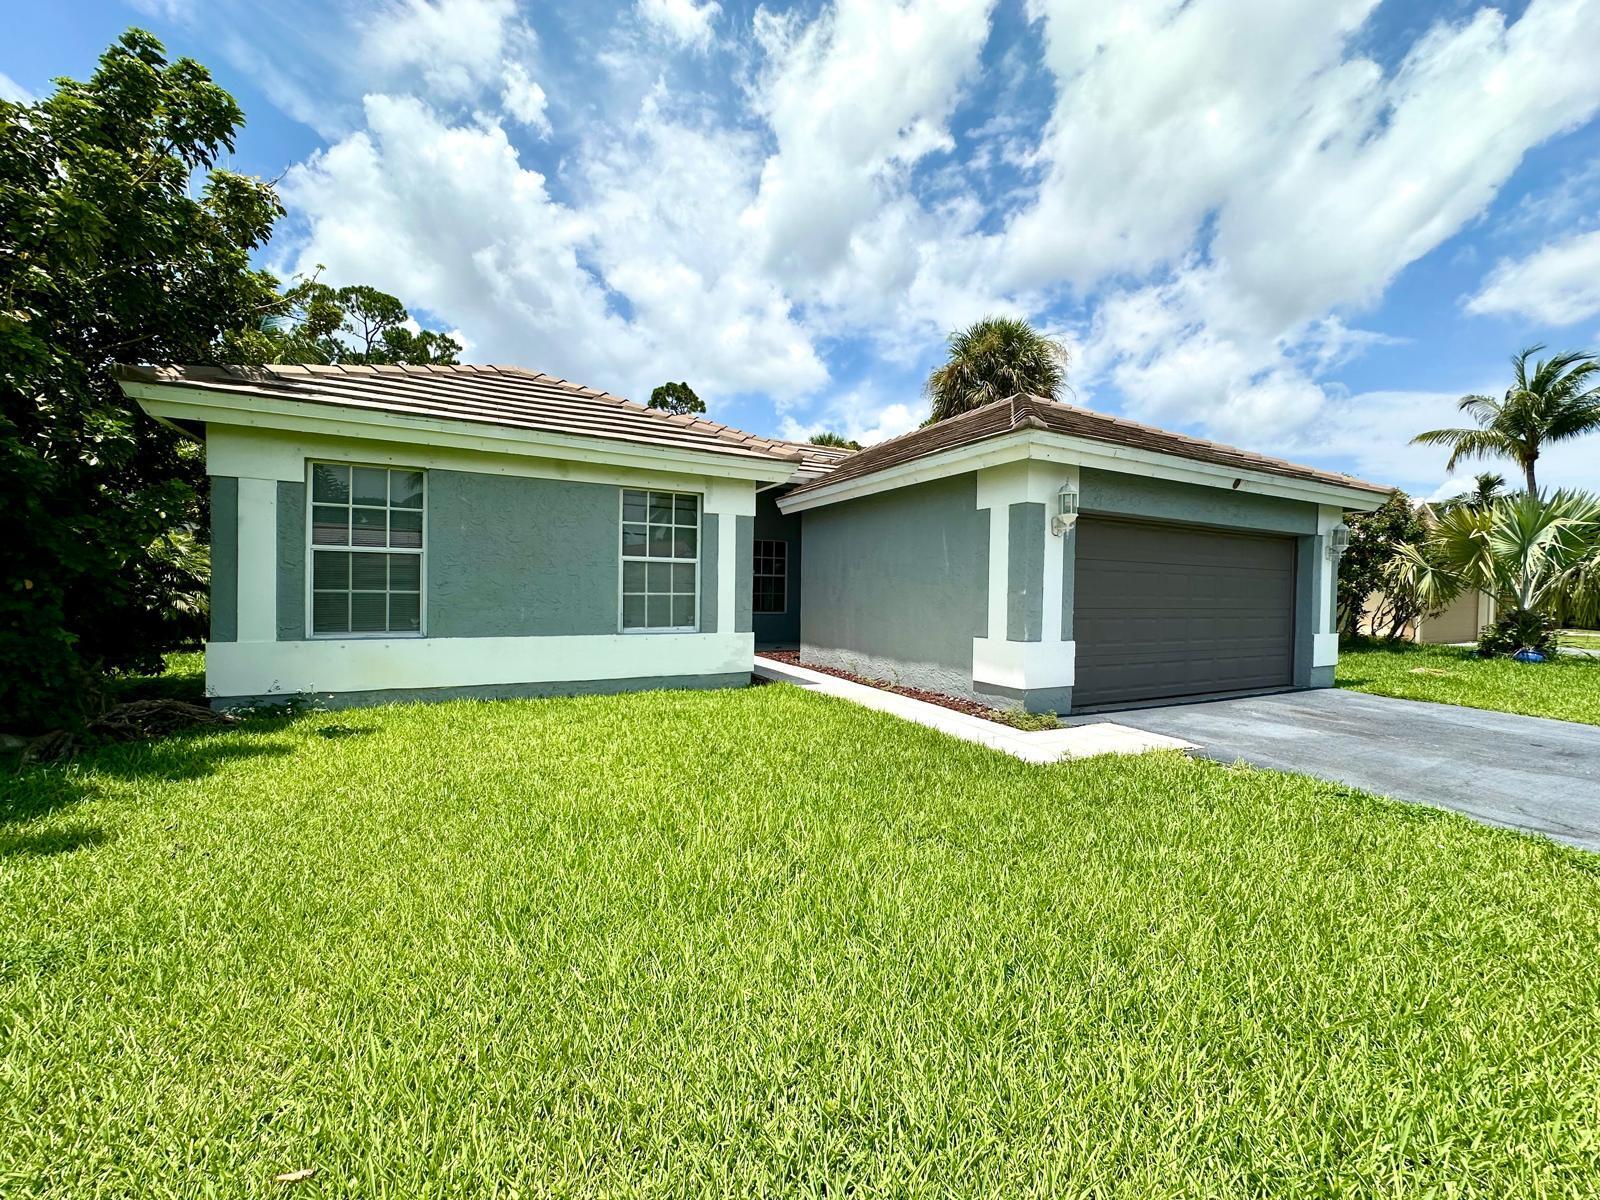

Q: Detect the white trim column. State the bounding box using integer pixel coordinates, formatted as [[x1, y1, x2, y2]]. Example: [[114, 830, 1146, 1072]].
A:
[[235, 476, 279, 643], [1313, 504, 1343, 668], [703, 479, 754, 636], [971, 459, 1078, 695]]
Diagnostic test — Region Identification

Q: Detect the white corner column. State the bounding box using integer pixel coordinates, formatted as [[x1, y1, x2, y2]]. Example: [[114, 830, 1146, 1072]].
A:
[[1313, 504, 1343, 670], [234, 475, 280, 644], [971, 459, 1078, 701], [703, 479, 754, 638]]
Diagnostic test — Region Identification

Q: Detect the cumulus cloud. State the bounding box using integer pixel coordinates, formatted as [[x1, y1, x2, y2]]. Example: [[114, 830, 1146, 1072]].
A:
[[247, 0, 1600, 490], [636, 0, 722, 50], [1467, 228, 1600, 325]]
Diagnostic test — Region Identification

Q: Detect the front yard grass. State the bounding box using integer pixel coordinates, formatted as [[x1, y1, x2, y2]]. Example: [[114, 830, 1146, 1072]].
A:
[[1338, 638, 1600, 725], [4, 678, 1600, 1196]]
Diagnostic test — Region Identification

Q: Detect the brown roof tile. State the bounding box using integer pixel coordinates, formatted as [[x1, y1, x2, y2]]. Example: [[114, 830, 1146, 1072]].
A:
[[786, 394, 1390, 498], [115, 363, 804, 465]]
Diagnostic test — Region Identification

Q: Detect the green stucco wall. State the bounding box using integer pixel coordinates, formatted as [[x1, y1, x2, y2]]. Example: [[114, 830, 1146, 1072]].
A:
[[799, 473, 988, 698], [753, 491, 802, 646], [426, 471, 617, 638], [210, 477, 238, 643], [277, 480, 306, 640], [735, 514, 754, 634], [1007, 502, 1044, 642], [701, 512, 719, 634], [1079, 470, 1316, 536]]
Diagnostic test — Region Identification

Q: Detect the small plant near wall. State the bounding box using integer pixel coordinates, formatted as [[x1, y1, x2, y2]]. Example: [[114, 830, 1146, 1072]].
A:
[[993, 708, 1060, 731]]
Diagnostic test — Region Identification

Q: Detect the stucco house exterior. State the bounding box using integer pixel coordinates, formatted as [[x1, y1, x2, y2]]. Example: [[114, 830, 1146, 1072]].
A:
[[117, 364, 1389, 714]]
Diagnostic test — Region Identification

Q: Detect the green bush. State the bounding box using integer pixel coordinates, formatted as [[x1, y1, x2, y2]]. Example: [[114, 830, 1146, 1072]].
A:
[[1477, 609, 1557, 657], [993, 707, 1059, 730]]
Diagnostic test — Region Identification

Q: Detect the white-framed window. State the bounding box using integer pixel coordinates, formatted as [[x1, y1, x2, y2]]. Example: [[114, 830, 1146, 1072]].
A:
[[753, 539, 787, 614], [307, 462, 425, 637], [620, 488, 698, 632]]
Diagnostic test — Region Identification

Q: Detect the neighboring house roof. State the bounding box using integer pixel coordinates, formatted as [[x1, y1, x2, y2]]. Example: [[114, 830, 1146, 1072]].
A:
[[761, 438, 857, 485], [786, 393, 1391, 498], [114, 363, 804, 466]]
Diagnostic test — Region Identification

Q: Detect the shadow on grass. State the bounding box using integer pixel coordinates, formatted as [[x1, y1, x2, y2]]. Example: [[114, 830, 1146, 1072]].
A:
[[1, 728, 292, 831], [0, 823, 110, 858]]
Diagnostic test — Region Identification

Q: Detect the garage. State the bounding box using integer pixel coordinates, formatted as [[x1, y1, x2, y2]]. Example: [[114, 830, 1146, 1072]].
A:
[[1073, 518, 1297, 709]]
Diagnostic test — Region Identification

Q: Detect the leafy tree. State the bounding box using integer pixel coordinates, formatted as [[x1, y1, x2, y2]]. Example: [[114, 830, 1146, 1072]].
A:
[[925, 316, 1067, 423], [648, 381, 704, 416], [222, 276, 461, 366], [808, 431, 861, 450], [1336, 492, 1424, 637], [1, 30, 284, 730], [1412, 346, 1600, 495], [1387, 490, 1600, 654]]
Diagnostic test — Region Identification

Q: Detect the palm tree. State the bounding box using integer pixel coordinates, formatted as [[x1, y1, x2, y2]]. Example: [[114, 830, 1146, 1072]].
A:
[[1412, 346, 1600, 495], [808, 432, 861, 450], [1388, 490, 1600, 649], [925, 316, 1067, 423]]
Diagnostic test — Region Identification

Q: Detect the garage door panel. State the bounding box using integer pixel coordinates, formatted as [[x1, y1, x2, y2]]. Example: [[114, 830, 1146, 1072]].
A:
[[1073, 519, 1295, 707]]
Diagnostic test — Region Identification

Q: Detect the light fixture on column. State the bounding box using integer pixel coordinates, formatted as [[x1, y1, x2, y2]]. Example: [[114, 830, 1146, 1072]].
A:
[[1050, 482, 1079, 536], [1326, 525, 1350, 559]]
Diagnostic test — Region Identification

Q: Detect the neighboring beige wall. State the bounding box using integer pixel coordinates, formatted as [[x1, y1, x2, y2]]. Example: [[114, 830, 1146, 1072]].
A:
[[1359, 588, 1495, 644], [1416, 590, 1496, 644]]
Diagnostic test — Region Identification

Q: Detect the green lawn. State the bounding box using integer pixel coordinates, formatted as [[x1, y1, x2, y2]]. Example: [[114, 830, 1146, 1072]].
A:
[[1560, 630, 1600, 651], [4, 678, 1600, 1196], [1338, 639, 1600, 725]]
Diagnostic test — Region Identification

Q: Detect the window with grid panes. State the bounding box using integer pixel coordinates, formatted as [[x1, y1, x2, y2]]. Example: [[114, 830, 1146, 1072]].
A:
[[752, 539, 787, 613], [309, 463, 425, 635], [620, 489, 698, 630]]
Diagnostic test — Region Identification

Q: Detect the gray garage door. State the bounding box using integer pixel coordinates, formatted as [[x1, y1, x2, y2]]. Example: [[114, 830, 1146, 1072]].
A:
[[1073, 519, 1296, 708]]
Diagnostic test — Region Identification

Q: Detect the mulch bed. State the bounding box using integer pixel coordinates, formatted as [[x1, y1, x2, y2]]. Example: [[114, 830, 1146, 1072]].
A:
[[759, 650, 1028, 726]]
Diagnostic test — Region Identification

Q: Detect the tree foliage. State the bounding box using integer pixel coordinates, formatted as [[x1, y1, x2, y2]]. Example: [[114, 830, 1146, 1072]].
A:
[[222, 277, 461, 366], [925, 316, 1067, 423], [807, 432, 861, 450], [1412, 346, 1600, 495], [1336, 492, 1424, 637], [648, 381, 704, 416], [0, 30, 461, 732], [0, 30, 287, 730]]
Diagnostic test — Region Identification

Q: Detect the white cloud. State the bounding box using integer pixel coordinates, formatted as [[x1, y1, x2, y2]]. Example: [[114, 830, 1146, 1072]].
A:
[[1024, 0, 1600, 449], [637, 0, 722, 51], [0, 71, 32, 104], [1466, 228, 1600, 325], [778, 389, 923, 446], [281, 91, 827, 408], [363, 0, 529, 100], [501, 62, 550, 135]]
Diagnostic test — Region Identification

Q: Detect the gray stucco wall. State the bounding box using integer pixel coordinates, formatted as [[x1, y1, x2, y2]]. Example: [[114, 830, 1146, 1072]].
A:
[[1079, 470, 1316, 536], [753, 491, 802, 646], [701, 512, 719, 635], [1007, 502, 1044, 642], [277, 480, 306, 640], [210, 477, 238, 643], [735, 514, 754, 634], [800, 473, 988, 699], [426, 471, 617, 638]]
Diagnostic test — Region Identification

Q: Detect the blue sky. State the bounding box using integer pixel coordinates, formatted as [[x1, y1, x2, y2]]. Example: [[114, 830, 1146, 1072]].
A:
[[10, 0, 1600, 495]]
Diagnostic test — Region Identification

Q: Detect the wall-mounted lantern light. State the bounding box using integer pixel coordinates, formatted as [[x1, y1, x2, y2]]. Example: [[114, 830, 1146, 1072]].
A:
[[1326, 525, 1350, 559], [1050, 482, 1079, 536]]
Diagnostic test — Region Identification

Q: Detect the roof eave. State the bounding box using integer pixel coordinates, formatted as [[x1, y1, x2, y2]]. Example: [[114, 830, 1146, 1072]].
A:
[[119, 378, 801, 484], [778, 427, 1391, 514]]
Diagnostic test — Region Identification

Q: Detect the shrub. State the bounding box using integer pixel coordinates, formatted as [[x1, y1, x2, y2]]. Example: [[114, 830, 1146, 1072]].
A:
[[993, 708, 1060, 731], [1478, 609, 1557, 658]]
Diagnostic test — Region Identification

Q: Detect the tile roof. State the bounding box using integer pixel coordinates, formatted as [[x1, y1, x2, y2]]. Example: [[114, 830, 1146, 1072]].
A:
[[115, 363, 804, 465], [761, 438, 857, 485], [786, 394, 1391, 498]]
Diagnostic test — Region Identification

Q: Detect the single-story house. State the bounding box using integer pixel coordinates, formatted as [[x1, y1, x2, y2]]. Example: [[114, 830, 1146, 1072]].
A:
[[117, 364, 1389, 714]]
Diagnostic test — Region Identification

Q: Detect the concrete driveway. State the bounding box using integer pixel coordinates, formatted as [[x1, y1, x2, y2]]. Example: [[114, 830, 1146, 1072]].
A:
[[1069, 689, 1600, 851]]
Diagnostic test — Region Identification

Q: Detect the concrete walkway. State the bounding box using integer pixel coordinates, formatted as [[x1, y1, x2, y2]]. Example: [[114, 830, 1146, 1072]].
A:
[[1071, 688, 1600, 851], [753, 657, 1194, 764]]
